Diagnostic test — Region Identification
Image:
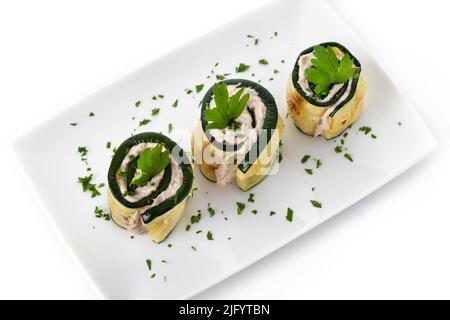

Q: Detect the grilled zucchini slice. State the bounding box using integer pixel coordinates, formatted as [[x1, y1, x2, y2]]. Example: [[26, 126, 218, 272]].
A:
[[287, 42, 367, 139], [107, 132, 193, 243], [192, 79, 283, 191]]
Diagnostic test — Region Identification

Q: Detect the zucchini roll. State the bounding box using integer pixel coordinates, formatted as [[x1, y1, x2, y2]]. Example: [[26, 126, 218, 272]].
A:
[[287, 42, 367, 139], [192, 79, 283, 191], [107, 132, 193, 243]]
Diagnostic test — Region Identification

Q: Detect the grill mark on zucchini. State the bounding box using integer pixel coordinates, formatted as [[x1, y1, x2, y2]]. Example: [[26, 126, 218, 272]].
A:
[[291, 42, 362, 117]]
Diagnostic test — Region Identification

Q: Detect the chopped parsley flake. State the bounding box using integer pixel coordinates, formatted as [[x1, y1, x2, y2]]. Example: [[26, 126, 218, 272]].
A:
[[235, 63, 250, 73], [168, 123, 173, 133], [270, 211, 277, 216], [191, 212, 201, 224], [207, 231, 214, 240], [195, 84, 204, 93], [316, 159, 322, 168], [398, 122, 402, 126], [172, 99, 178, 108], [371, 134, 377, 139], [185, 224, 191, 231], [344, 153, 353, 162], [89, 112, 95, 117], [70, 122, 78, 127], [286, 208, 293, 222], [77, 146, 88, 157], [78, 174, 101, 198], [259, 59, 269, 65], [335, 145, 343, 153], [343, 132, 349, 138], [106, 141, 111, 149], [151, 108, 160, 116], [359, 126, 372, 135], [248, 193, 255, 203], [191, 246, 197, 252], [274, 69, 279, 74], [310, 200, 322, 208], [168, 244, 172, 248], [139, 118, 151, 126], [301, 155, 311, 164], [135, 100, 141, 107], [161, 260, 167, 263], [146, 259, 152, 271], [236, 202, 245, 215], [151, 273, 156, 279], [185, 88, 193, 95], [251, 209, 258, 215], [305, 168, 313, 175], [207, 203, 215, 217]]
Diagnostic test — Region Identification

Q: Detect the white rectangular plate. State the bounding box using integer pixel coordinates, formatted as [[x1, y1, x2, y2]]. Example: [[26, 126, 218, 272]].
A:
[[13, 0, 436, 299]]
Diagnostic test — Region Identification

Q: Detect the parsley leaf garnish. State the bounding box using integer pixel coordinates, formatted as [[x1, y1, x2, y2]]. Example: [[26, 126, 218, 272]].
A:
[[248, 193, 255, 203], [172, 99, 178, 108], [305, 45, 356, 97], [151, 108, 160, 116], [305, 168, 313, 175], [207, 231, 214, 240], [259, 59, 269, 65], [130, 144, 170, 186], [204, 83, 250, 130]]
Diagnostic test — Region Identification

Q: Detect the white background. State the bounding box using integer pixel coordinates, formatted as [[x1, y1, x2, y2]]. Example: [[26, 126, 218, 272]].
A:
[[0, 0, 449, 299]]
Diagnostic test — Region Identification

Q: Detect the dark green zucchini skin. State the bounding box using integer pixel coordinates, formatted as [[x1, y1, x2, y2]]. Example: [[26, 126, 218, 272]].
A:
[[291, 42, 362, 117], [200, 79, 279, 174], [107, 132, 193, 224]]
